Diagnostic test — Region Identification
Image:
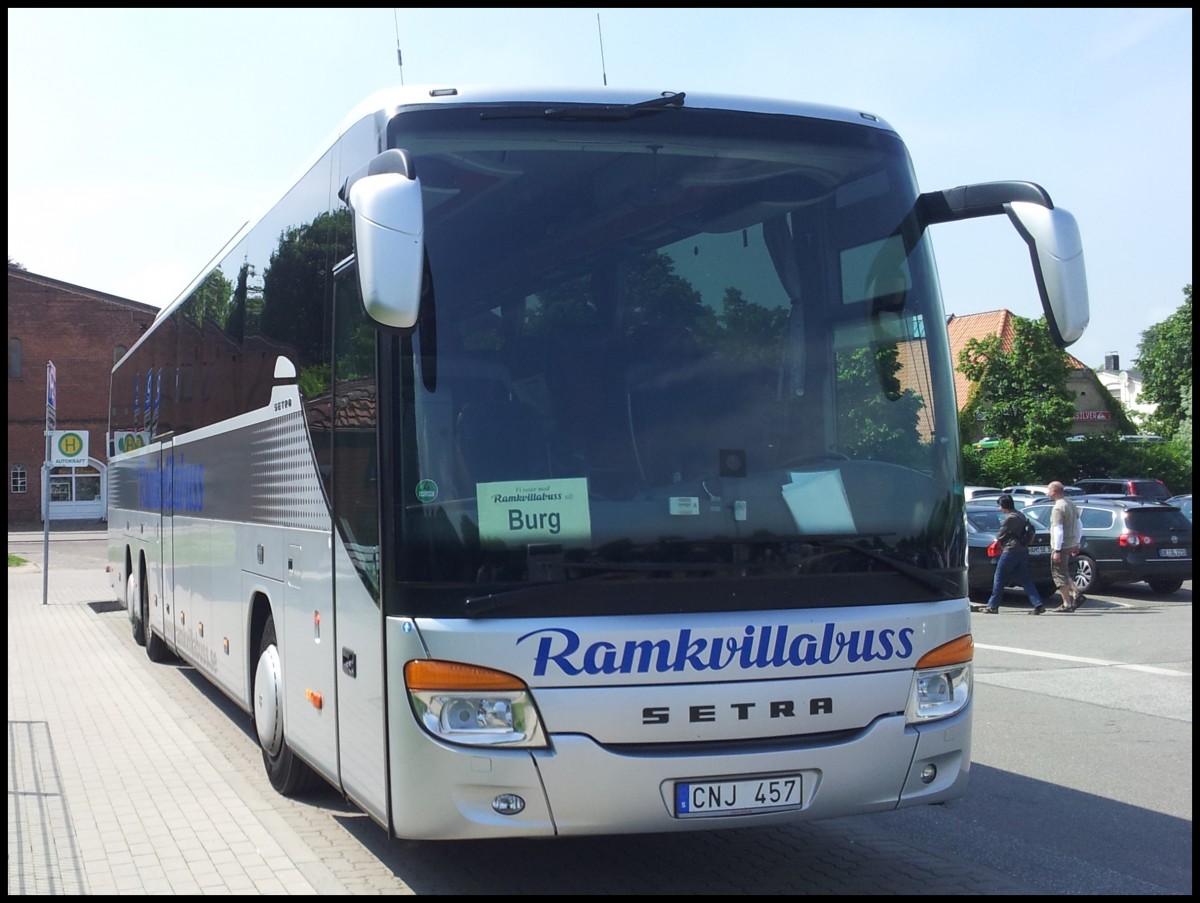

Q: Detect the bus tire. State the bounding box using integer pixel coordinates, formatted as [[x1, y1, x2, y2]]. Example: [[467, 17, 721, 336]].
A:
[[128, 573, 146, 647], [253, 616, 315, 795], [143, 577, 171, 663]]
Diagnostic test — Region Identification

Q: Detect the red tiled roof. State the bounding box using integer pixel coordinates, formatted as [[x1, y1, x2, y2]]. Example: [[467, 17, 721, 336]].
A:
[[945, 310, 1087, 411]]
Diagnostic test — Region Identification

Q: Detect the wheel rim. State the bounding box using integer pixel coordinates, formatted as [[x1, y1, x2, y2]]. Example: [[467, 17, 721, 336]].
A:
[[254, 643, 285, 756], [1072, 556, 1095, 592]]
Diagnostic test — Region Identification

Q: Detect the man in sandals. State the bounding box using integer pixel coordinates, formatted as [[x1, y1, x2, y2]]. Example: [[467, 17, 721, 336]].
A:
[[1047, 481, 1084, 612]]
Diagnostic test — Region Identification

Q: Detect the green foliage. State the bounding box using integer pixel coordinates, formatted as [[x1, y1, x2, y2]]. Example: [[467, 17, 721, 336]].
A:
[[182, 269, 234, 328], [717, 287, 790, 366], [961, 435, 1191, 495], [1136, 284, 1192, 437], [836, 344, 927, 466], [958, 315, 1075, 445], [297, 363, 331, 399], [1173, 383, 1192, 454], [260, 209, 353, 367]]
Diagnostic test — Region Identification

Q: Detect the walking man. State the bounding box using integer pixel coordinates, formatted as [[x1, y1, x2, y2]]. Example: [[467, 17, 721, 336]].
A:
[[971, 494, 1045, 615], [1047, 481, 1084, 612]]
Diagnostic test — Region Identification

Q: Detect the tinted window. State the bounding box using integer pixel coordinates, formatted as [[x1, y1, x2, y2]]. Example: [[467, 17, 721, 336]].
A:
[[1080, 508, 1116, 529], [1130, 481, 1171, 500], [967, 510, 1005, 532], [1024, 506, 1051, 527], [1076, 480, 1118, 494], [1127, 509, 1191, 532]]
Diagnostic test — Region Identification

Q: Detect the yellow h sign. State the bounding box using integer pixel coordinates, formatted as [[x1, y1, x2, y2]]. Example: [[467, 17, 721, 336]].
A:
[[50, 430, 89, 467]]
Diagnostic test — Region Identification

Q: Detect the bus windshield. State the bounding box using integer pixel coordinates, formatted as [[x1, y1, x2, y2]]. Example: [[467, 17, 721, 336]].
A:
[[379, 104, 964, 617]]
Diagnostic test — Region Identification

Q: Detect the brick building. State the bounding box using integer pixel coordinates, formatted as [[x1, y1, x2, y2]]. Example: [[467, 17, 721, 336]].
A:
[[8, 266, 159, 527], [944, 309, 1121, 439]]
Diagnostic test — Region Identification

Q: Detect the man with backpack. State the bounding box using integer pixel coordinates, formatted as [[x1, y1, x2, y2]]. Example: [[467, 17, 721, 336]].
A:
[[971, 493, 1046, 615]]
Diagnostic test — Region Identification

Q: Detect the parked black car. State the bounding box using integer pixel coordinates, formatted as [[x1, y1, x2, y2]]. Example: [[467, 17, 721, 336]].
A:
[[965, 504, 1053, 602], [1023, 497, 1192, 594], [1070, 477, 1172, 500]]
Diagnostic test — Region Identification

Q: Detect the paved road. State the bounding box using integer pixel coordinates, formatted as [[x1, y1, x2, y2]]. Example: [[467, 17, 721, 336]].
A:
[[8, 526, 1192, 894]]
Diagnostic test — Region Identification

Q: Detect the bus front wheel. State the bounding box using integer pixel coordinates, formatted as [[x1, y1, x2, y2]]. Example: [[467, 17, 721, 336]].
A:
[[253, 616, 315, 795]]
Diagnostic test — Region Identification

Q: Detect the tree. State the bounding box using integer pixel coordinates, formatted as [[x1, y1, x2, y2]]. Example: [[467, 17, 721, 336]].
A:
[[1136, 284, 1192, 437], [1173, 382, 1192, 454], [836, 343, 926, 465], [957, 315, 1075, 446]]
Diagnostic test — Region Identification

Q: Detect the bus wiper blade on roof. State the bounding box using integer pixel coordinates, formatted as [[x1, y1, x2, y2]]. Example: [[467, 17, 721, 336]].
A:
[[479, 91, 686, 122]]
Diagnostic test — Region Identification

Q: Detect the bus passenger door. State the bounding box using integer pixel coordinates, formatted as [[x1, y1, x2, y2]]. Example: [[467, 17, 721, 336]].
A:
[[158, 438, 177, 650], [281, 539, 339, 783], [330, 261, 389, 826]]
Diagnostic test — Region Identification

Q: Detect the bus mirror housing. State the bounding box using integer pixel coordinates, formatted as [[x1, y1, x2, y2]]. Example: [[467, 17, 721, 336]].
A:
[[917, 181, 1089, 349], [341, 149, 425, 329], [1004, 202, 1089, 347]]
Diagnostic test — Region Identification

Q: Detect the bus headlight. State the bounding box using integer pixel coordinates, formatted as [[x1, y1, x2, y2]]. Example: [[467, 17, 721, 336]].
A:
[[405, 660, 547, 747], [905, 635, 973, 723]]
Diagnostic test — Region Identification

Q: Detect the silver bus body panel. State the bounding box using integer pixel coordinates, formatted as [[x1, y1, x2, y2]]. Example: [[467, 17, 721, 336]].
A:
[[382, 602, 970, 838]]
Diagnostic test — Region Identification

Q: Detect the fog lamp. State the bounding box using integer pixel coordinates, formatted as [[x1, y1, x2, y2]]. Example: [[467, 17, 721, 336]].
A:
[[492, 793, 526, 815]]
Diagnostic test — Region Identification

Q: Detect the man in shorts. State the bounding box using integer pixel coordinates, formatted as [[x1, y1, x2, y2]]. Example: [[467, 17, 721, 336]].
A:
[[1047, 481, 1084, 611]]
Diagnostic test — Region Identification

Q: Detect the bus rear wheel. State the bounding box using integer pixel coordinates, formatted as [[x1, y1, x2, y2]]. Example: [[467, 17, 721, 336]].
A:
[[136, 567, 170, 663], [128, 573, 146, 646], [253, 616, 316, 795]]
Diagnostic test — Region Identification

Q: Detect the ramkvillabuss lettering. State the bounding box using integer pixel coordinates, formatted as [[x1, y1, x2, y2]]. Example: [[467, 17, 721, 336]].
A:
[[517, 624, 916, 677], [491, 491, 564, 502]]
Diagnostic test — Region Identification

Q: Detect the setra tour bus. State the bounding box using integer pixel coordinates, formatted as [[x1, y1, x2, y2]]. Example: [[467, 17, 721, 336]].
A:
[[107, 85, 1089, 840]]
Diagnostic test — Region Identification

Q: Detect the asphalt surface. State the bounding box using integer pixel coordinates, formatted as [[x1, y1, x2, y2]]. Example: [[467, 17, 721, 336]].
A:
[[8, 523, 1191, 895]]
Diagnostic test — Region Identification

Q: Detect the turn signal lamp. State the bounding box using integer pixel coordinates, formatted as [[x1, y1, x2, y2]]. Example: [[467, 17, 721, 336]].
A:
[[405, 660, 547, 748], [906, 635, 973, 724]]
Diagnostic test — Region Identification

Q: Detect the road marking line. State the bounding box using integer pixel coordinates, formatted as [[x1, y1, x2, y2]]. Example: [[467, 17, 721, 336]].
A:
[[975, 643, 1190, 677]]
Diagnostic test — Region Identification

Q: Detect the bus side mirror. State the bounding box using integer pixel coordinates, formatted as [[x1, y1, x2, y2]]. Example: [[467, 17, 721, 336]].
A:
[[340, 149, 425, 330], [917, 181, 1089, 350], [348, 172, 425, 329], [1005, 202, 1089, 348]]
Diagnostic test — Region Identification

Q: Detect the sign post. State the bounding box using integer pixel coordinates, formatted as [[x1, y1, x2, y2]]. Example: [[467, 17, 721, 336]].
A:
[[43, 361, 56, 605]]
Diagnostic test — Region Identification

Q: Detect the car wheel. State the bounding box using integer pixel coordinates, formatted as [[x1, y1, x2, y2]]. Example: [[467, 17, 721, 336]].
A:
[[253, 616, 316, 795], [1147, 578, 1184, 594], [1070, 554, 1098, 594]]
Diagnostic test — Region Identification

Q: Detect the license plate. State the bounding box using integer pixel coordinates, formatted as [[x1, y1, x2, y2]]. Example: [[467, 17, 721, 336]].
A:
[[1159, 548, 1188, 558], [675, 775, 802, 818], [1028, 546, 1050, 556]]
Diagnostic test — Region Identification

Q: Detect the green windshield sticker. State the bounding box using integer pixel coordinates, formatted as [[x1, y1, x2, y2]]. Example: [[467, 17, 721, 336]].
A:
[[477, 478, 591, 547], [415, 479, 438, 503]]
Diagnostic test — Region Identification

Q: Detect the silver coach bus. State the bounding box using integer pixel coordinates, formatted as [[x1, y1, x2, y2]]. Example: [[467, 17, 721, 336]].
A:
[[108, 85, 1088, 839]]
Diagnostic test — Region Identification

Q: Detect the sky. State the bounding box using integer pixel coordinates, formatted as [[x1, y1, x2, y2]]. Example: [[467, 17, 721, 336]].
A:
[[7, 8, 1192, 371]]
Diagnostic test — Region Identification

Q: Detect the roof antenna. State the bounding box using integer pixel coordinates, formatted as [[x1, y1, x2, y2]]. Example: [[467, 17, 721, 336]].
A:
[[394, 9, 405, 85], [597, 13, 607, 86]]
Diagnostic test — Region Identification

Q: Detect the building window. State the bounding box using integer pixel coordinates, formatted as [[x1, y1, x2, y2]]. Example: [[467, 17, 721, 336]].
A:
[[114, 345, 127, 365], [8, 337, 21, 379], [11, 464, 27, 493]]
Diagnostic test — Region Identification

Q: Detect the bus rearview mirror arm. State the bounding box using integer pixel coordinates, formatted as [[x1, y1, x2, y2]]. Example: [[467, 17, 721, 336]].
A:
[[917, 180, 1089, 349]]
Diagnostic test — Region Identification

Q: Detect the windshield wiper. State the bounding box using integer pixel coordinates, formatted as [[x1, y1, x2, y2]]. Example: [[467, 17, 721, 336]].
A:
[[479, 91, 686, 122], [825, 540, 961, 598]]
